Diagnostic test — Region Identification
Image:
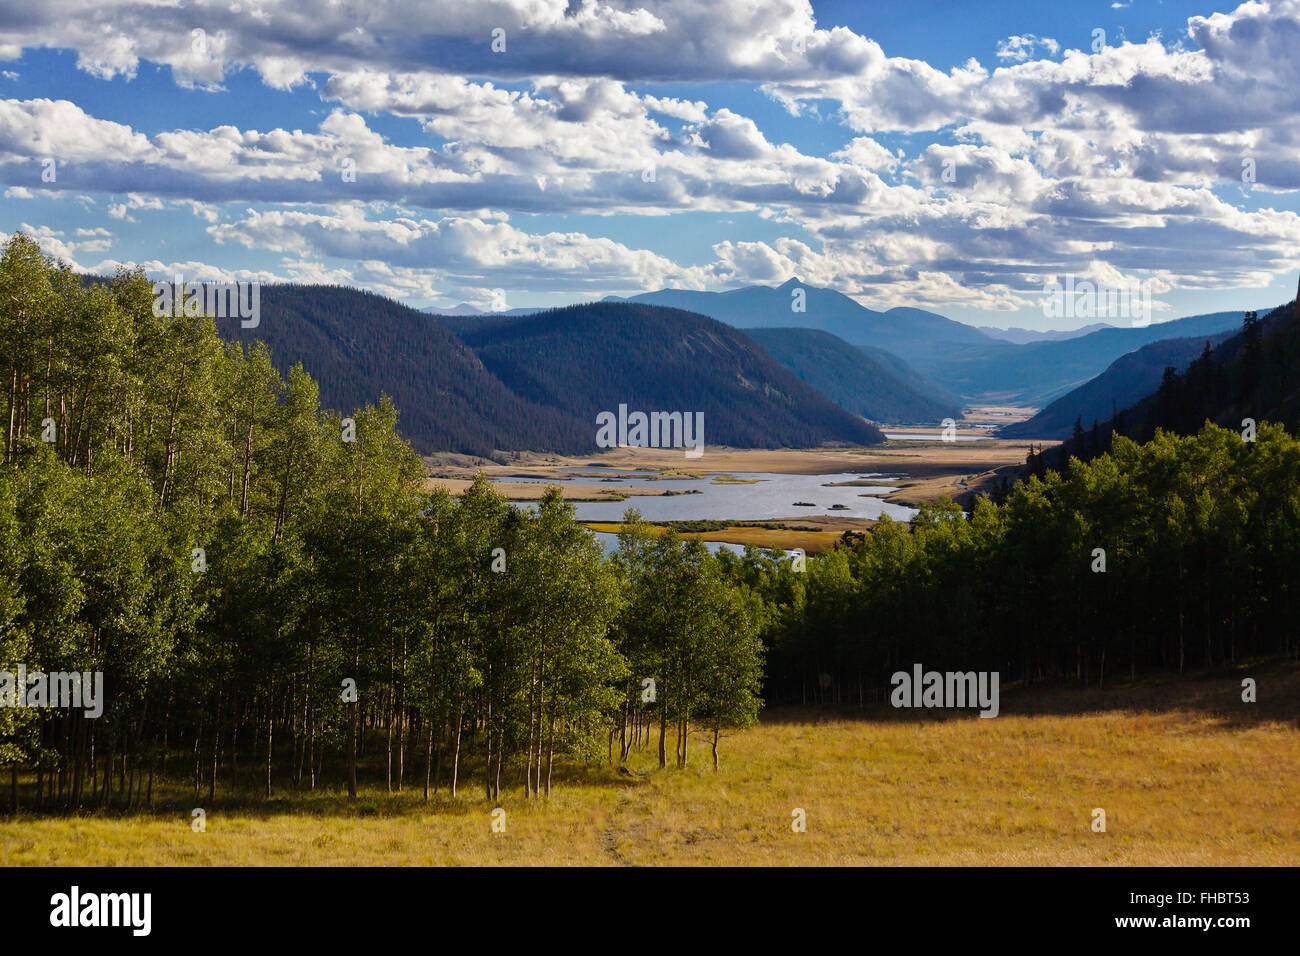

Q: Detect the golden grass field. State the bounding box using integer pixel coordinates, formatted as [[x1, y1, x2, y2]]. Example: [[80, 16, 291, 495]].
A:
[[580, 520, 846, 554], [3, 663, 1296, 866], [423, 478, 665, 501]]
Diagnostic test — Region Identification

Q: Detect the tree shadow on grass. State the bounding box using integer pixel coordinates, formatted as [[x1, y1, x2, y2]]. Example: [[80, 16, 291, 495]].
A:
[[759, 657, 1300, 732], [2, 753, 647, 821]]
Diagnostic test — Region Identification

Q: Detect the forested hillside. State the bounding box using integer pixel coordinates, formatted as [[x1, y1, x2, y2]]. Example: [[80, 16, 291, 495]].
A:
[[1000, 330, 1235, 440], [1040, 299, 1300, 469], [218, 285, 590, 456], [744, 327, 959, 424], [442, 303, 885, 448], [215, 285, 884, 455]]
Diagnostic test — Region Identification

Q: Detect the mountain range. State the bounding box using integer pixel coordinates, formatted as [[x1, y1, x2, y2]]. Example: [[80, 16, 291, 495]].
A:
[[199, 278, 1282, 457], [1039, 299, 1298, 470], [999, 330, 1236, 439], [217, 288, 882, 455], [609, 280, 1243, 407], [977, 323, 1113, 344], [609, 279, 991, 365], [916, 311, 1244, 407]]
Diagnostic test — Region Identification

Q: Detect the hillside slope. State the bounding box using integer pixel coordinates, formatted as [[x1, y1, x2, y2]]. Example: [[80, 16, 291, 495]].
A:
[[216, 285, 590, 456], [1000, 330, 1235, 439], [917, 311, 1244, 405], [1039, 299, 1300, 470], [614, 279, 994, 364], [744, 327, 959, 424], [443, 303, 885, 448]]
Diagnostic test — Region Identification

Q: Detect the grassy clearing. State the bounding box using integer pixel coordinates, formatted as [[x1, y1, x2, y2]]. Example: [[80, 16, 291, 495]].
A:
[[3, 665, 1296, 866]]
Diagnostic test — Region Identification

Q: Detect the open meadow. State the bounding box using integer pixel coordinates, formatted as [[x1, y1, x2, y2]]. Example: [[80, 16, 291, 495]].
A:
[[4, 663, 1295, 867]]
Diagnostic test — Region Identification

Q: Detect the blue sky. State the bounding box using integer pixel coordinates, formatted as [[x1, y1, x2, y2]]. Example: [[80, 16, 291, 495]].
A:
[[2, 0, 1298, 330]]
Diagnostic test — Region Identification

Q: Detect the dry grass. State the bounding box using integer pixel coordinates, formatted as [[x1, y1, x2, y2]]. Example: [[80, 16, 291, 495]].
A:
[[3, 666, 1296, 866], [424, 444, 1058, 510], [581, 521, 846, 554], [960, 404, 1037, 426], [427, 444, 1051, 480], [423, 478, 671, 501]]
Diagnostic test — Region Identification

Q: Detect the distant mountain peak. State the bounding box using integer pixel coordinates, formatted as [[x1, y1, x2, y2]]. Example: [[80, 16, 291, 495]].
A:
[[619, 280, 993, 363], [978, 323, 1113, 345], [422, 302, 483, 316]]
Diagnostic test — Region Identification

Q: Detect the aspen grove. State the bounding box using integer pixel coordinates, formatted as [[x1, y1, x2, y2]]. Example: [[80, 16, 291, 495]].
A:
[[0, 233, 763, 810]]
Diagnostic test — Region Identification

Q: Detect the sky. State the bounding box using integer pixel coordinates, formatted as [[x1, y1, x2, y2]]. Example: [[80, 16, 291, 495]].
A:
[[2, 0, 1299, 331]]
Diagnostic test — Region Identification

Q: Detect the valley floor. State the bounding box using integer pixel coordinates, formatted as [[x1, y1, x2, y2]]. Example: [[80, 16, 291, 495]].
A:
[[425, 424, 1055, 535], [4, 664, 1295, 866]]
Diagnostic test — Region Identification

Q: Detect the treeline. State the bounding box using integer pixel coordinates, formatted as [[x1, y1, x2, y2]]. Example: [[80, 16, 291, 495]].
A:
[[1143, 302, 1300, 436], [0, 233, 761, 812], [729, 423, 1300, 704]]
